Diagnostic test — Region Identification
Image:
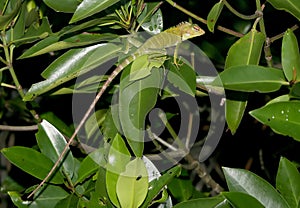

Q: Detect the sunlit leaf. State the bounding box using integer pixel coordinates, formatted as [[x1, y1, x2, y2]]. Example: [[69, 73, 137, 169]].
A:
[[23, 43, 122, 101], [106, 134, 131, 207], [36, 120, 74, 179], [117, 158, 148, 208]]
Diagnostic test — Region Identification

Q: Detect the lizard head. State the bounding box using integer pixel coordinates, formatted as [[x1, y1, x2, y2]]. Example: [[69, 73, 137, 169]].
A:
[[179, 22, 205, 41]]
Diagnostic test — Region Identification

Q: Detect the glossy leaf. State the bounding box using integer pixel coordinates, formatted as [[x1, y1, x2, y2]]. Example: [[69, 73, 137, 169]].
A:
[[225, 29, 265, 67], [106, 134, 131, 207], [1, 146, 64, 184], [31, 185, 69, 207], [19, 33, 117, 59], [282, 29, 300, 82], [43, 0, 78, 13], [36, 120, 74, 179], [140, 165, 181, 208], [267, 0, 300, 21], [55, 194, 79, 208], [9, 185, 69, 208], [249, 101, 300, 141], [223, 167, 290, 208], [116, 158, 148, 208], [276, 157, 300, 208], [173, 196, 228, 208], [219, 65, 288, 93], [207, 0, 224, 32], [118, 67, 162, 156], [0, 0, 22, 30], [23, 43, 122, 101], [13, 17, 52, 46], [168, 175, 194, 201], [76, 148, 106, 184], [222, 192, 264, 208], [290, 82, 300, 99], [40, 112, 73, 138], [70, 0, 120, 23], [166, 60, 196, 96], [224, 29, 265, 134], [138, 2, 163, 35]]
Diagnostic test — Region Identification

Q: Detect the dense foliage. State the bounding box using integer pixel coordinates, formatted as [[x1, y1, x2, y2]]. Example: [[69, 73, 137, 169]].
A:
[[0, 0, 300, 207]]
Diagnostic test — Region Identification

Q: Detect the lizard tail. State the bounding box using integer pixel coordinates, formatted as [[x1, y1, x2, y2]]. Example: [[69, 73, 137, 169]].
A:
[[28, 56, 133, 199]]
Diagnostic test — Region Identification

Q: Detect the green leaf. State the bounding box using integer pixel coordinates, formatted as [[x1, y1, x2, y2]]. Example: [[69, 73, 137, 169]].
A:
[[106, 134, 131, 208], [168, 175, 194, 201], [43, 0, 78, 13], [290, 82, 300, 99], [222, 192, 264, 208], [36, 120, 74, 179], [249, 101, 300, 141], [76, 148, 106, 184], [31, 185, 69, 207], [166, 60, 196, 96], [118, 67, 162, 156], [0, 0, 22, 30], [55, 194, 79, 208], [140, 165, 181, 208], [23, 43, 122, 101], [19, 33, 117, 59], [223, 167, 290, 208], [40, 112, 73, 138], [282, 29, 300, 82], [1, 146, 64, 184], [225, 29, 265, 68], [130, 55, 152, 81], [267, 0, 300, 21], [9, 185, 69, 208], [173, 196, 228, 208], [116, 158, 148, 208], [207, 0, 224, 32], [224, 29, 265, 134], [218, 65, 289, 93], [13, 17, 52, 46], [70, 0, 120, 23], [138, 2, 163, 35], [276, 157, 300, 208]]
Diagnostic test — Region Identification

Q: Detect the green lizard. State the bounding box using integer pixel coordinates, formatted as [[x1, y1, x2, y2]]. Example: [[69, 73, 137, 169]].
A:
[[28, 22, 205, 198]]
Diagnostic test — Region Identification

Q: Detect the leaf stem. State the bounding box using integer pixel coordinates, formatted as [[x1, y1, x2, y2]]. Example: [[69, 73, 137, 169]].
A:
[[164, 0, 244, 37], [255, 1, 273, 67], [222, 0, 259, 20], [1, 31, 40, 122]]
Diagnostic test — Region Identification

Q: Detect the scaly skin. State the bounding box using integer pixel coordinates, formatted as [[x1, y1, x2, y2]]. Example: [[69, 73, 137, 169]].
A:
[[28, 22, 205, 198]]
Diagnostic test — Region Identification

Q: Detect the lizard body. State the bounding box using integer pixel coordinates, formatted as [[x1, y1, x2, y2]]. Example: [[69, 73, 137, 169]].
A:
[[29, 22, 205, 198]]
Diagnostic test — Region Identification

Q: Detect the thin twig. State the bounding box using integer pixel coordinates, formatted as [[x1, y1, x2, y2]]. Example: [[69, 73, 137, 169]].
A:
[[223, 0, 259, 20], [165, 0, 244, 37], [0, 125, 38, 131]]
